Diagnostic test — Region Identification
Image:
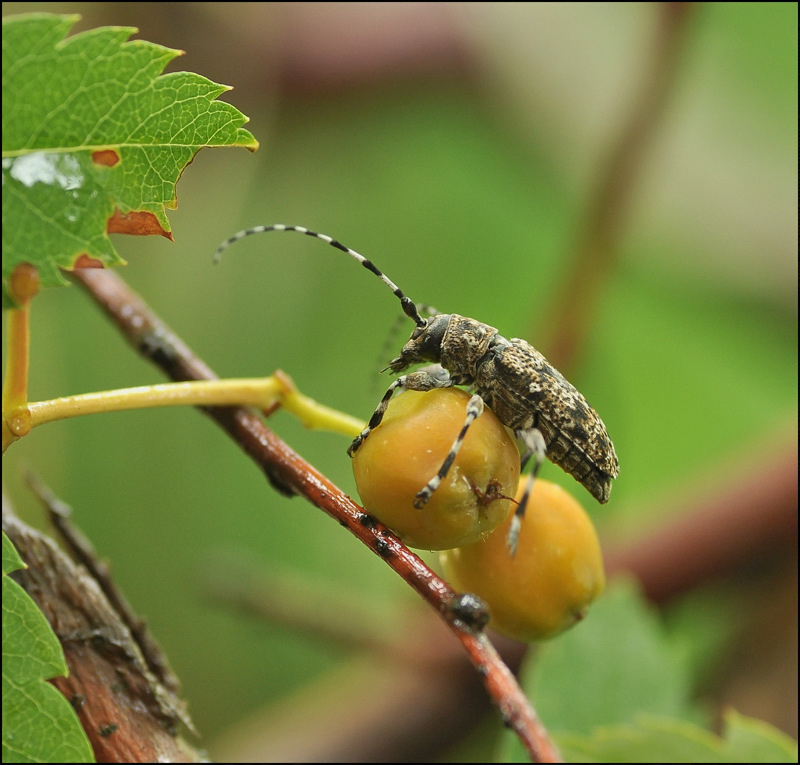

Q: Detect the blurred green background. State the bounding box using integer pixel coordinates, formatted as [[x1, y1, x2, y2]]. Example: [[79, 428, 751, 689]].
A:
[[3, 2, 797, 761]]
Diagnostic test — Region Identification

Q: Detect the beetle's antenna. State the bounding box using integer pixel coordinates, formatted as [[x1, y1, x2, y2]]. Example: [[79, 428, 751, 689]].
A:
[[214, 224, 426, 328]]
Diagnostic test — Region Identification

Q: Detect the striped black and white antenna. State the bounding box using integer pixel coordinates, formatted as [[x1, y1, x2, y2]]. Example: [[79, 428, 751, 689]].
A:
[[213, 225, 426, 329]]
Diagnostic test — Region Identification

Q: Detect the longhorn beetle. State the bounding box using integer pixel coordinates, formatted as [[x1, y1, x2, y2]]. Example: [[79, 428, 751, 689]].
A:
[[214, 225, 620, 554]]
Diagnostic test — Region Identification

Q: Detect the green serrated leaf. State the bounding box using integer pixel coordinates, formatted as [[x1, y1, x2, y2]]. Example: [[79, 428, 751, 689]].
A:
[[1, 13, 258, 308], [2, 532, 94, 763]]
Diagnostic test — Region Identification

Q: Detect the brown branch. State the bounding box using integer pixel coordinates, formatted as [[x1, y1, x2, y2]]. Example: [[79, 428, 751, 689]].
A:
[[206, 424, 799, 760], [72, 267, 561, 763], [2, 500, 200, 763], [605, 430, 799, 604]]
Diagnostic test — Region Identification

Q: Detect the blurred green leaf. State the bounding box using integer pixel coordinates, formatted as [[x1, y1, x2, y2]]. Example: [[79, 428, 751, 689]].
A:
[[500, 580, 797, 762], [721, 708, 799, 763], [499, 578, 693, 761], [557, 715, 727, 763], [660, 584, 739, 690], [556, 710, 798, 763], [1, 13, 258, 307], [524, 578, 695, 734], [2, 532, 94, 763]]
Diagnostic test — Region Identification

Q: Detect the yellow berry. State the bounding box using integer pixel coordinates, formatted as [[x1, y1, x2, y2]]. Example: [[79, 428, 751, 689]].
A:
[[352, 388, 520, 550], [440, 479, 605, 642]]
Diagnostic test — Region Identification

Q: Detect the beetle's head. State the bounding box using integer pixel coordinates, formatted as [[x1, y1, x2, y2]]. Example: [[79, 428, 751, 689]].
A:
[[386, 314, 451, 373]]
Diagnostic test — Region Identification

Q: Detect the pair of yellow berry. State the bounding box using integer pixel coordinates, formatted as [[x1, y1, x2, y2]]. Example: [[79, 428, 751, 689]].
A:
[[352, 387, 605, 643]]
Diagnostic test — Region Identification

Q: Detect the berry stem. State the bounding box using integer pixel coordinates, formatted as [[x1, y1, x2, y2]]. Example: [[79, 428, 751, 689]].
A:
[[2, 263, 41, 451], [4, 374, 365, 453]]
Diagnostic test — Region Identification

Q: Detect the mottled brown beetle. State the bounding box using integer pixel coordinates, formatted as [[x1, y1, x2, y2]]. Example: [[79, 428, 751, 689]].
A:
[[214, 225, 619, 553]]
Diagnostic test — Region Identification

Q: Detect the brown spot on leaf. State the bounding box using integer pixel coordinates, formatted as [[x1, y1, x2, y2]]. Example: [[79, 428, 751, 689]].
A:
[[91, 149, 120, 167], [107, 210, 173, 240], [74, 254, 105, 269]]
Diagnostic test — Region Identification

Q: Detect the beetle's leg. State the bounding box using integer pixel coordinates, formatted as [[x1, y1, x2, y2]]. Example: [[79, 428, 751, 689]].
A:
[[413, 393, 485, 509], [347, 367, 453, 456], [507, 428, 547, 555]]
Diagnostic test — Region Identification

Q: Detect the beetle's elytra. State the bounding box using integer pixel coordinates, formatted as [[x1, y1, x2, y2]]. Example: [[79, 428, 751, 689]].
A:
[[214, 225, 619, 553]]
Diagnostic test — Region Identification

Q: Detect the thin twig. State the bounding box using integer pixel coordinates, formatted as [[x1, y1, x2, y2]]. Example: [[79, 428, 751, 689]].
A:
[[538, 2, 695, 372], [72, 267, 561, 763]]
